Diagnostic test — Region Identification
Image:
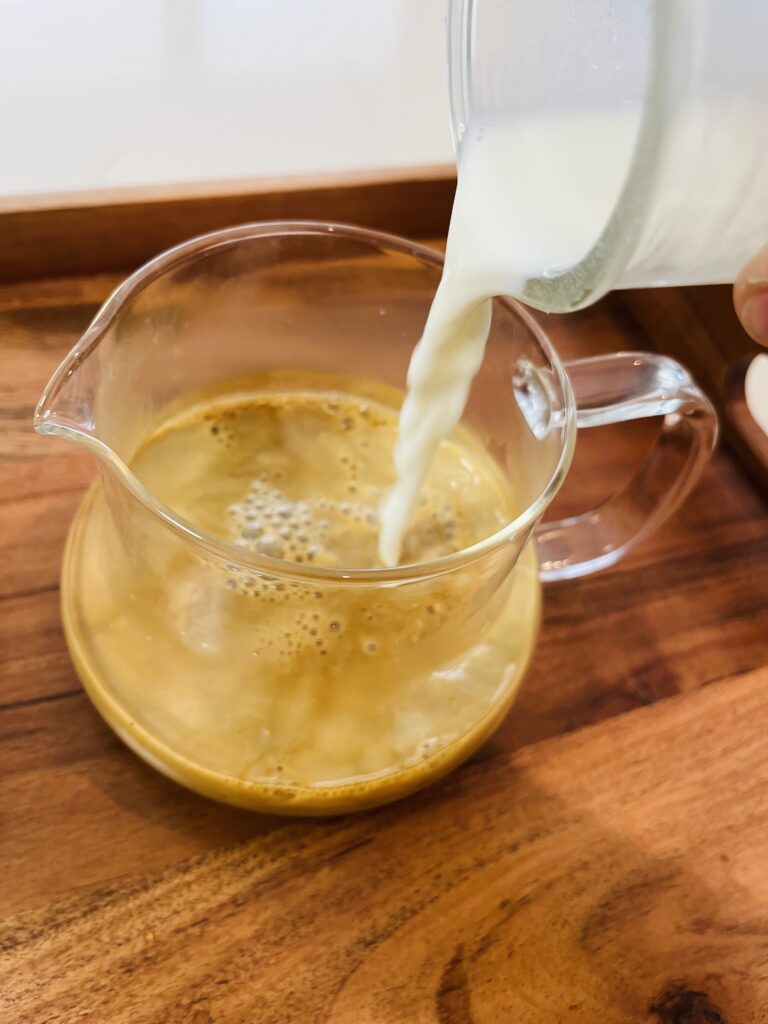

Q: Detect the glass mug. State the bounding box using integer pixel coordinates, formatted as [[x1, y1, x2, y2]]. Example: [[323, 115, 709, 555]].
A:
[[35, 224, 716, 814], [448, 0, 768, 311]]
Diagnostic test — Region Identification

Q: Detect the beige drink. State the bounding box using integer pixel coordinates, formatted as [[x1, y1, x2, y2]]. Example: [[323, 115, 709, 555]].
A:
[[62, 373, 540, 813]]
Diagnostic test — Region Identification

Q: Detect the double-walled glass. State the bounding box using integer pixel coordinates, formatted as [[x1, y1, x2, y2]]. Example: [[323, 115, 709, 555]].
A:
[[36, 224, 716, 813]]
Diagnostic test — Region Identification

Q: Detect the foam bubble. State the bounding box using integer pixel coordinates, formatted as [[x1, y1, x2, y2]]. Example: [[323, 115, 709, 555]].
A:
[[229, 474, 384, 571]]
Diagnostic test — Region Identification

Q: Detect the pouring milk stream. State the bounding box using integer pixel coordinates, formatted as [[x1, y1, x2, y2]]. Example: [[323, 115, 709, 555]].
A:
[[378, 0, 768, 564], [379, 111, 635, 565]]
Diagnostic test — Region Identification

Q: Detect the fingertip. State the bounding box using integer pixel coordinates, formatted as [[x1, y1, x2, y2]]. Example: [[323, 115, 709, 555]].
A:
[[735, 244, 768, 346], [740, 293, 768, 347]]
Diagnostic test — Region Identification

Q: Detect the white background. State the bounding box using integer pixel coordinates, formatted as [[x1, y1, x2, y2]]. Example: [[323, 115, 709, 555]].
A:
[[0, 0, 454, 197]]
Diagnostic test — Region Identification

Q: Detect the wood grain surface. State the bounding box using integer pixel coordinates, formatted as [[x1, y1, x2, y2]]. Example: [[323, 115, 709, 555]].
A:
[[1, 266, 768, 1022], [623, 285, 768, 491], [0, 169, 456, 284], [3, 664, 768, 1024]]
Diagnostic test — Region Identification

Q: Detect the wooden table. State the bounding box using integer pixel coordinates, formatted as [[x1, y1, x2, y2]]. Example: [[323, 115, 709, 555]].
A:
[[1, 186, 768, 1022]]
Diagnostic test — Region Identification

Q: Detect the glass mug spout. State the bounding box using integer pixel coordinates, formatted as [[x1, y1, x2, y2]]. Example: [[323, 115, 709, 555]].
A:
[[35, 223, 717, 814]]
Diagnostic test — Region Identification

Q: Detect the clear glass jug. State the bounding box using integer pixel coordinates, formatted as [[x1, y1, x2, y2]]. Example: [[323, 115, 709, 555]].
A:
[[36, 224, 716, 814], [448, 0, 768, 311]]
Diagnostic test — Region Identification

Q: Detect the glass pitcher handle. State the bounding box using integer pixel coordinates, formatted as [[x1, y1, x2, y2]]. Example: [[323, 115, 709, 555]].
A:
[[536, 352, 718, 581]]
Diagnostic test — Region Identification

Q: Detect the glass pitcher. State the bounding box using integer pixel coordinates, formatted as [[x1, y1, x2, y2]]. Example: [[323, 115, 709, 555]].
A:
[[448, 0, 768, 312], [35, 224, 716, 814]]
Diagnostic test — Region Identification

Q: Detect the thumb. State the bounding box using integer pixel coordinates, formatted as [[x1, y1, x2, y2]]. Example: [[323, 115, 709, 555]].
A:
[[734, 244, 768, 346]]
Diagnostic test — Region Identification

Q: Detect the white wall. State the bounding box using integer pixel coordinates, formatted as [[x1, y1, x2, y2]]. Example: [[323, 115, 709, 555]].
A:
[[0, 0, 454, 196]]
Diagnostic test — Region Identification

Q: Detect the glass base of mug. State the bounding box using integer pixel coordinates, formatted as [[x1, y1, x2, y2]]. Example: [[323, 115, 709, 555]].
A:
[[61, 484, 541, 815]]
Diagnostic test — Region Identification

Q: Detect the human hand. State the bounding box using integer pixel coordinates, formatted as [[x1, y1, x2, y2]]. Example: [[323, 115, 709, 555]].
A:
[[734, 244, 768, 346]]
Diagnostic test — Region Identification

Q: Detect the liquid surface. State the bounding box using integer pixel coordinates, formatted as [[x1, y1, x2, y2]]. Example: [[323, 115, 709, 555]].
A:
[[133, 386, 510, 568], [63, 378, 540, 813]]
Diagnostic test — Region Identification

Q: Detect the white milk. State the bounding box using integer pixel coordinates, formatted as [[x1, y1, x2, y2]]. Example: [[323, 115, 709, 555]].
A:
[[379, 110, 638, 565]]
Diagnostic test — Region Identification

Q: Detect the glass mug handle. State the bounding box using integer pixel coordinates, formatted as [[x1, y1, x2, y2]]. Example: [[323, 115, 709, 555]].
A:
[[536, 352, 718, 581]]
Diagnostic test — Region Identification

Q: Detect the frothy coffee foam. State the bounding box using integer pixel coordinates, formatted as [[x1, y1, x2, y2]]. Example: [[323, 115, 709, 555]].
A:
[[136, 386, 509, 571]]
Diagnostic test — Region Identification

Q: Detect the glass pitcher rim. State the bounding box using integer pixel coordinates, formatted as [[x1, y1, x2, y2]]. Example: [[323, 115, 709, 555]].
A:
[[36, 221, 577, 584]]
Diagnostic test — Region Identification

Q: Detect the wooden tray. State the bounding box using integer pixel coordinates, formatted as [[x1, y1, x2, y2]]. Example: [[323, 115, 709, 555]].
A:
[[2, 175, 768, 1023]]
